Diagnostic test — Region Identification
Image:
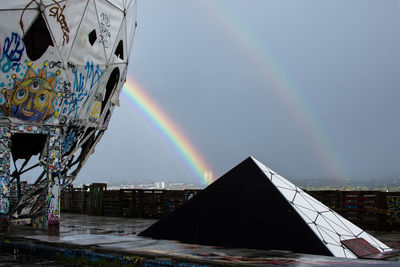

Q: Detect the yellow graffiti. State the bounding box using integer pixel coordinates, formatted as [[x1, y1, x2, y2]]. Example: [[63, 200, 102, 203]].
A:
[[91, 102, 101, 118], [122, 256, 145, 264]]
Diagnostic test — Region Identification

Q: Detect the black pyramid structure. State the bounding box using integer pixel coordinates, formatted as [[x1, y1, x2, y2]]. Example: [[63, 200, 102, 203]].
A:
[[140, 157, 391, 258]]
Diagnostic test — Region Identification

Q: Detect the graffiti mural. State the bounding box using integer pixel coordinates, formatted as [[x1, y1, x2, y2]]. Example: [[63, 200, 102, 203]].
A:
[[1, 61, 61, 123], [387, 196, 400, 223], [0, 0, 137, 233]]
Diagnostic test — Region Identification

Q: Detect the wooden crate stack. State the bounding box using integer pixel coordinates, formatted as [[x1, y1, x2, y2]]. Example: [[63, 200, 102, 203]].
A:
[[102, 190, 121, 217], [337, 191, 382, 229], [120, 189, 135, 217], [60, 185, 73, 212], [164, 190, 185, 215], [62, 185, 88, 214], [68, 187, 202, 219], [120, 189, 144, 218], [88, 183, 107, 216], [141, 190, 165, 218]]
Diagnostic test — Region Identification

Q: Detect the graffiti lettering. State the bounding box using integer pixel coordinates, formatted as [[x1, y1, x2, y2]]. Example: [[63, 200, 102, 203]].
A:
[[49, 61, 77, 73], [122, 256, 145, 264], [89, 94, 102, 122], [90, 102, 101, 119], [67, 62, 76, 72], [94, 92, 102, 102], [68, 119, 84, 127], [11, 218, 31, 226], [61, 81, 71, 98], [0, 32, 25, 73], [62, 61, 103, 118], [99, 13, 111, 48], [84, 62, 103, 91], [49, 1, 70, 44], [62, 131, 75, 154], [49, 60, 63, 69]]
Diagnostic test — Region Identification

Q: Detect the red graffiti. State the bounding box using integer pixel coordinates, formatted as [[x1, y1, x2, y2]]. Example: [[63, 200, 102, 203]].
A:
[[49, 0, 70, 45]]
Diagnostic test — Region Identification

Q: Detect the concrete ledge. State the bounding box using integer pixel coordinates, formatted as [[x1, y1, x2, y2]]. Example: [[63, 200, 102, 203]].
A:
[[0, 214, 399, 266]]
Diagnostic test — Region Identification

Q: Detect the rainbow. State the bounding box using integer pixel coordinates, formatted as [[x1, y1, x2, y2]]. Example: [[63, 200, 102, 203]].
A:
[[196, 0, 346, 178], [121, 77, 214, 185]]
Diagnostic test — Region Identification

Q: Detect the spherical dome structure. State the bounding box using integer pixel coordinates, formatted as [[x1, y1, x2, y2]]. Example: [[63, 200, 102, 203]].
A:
[[0, 0, 137, 175], [0, 0, 137, 230], [0, 0, 136, 125]]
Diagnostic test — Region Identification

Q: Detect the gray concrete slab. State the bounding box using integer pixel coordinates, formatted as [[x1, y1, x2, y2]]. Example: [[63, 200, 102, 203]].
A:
[[1, 213, 400, 266]]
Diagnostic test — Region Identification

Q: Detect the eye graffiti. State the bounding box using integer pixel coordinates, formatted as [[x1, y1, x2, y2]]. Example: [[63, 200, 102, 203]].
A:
[[1, 61, 60, 123]]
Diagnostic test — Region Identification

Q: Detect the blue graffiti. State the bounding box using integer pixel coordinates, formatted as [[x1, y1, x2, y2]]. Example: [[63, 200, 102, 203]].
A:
[[142, 259, 207, 267], [83, 61, 103, 92], [62, 61, 103, 118], [62, 131, 75, 154], [61, 248, 76, 258], [143, 259, 174, 267], [0, 33, 25, 73]]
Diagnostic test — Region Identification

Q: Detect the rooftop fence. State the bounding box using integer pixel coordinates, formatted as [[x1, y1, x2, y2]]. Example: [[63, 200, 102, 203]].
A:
[[58, 183, 400, 231]]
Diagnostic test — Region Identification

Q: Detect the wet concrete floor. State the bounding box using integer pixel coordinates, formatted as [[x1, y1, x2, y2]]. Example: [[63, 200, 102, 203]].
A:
[[1, 213, 400, 266]]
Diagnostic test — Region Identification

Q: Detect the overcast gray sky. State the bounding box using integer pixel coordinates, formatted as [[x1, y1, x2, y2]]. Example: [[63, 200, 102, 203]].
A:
[[78, 0, 400, 185]]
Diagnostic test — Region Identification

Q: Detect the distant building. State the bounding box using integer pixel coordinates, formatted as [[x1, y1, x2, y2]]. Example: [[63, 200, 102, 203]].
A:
[[155, 181, 166, 189]]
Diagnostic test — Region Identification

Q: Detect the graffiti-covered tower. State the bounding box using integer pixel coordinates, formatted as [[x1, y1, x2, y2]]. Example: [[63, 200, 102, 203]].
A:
[[0, 1, 137, 234]]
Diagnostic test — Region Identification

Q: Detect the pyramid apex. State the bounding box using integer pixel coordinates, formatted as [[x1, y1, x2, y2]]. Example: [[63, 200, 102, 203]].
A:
[[247, 156, 270, 172], [245, 156, 263, 165]]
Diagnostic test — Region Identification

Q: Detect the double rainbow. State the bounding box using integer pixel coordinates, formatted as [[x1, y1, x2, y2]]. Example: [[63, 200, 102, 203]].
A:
[[121, 1, 345, 185]]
